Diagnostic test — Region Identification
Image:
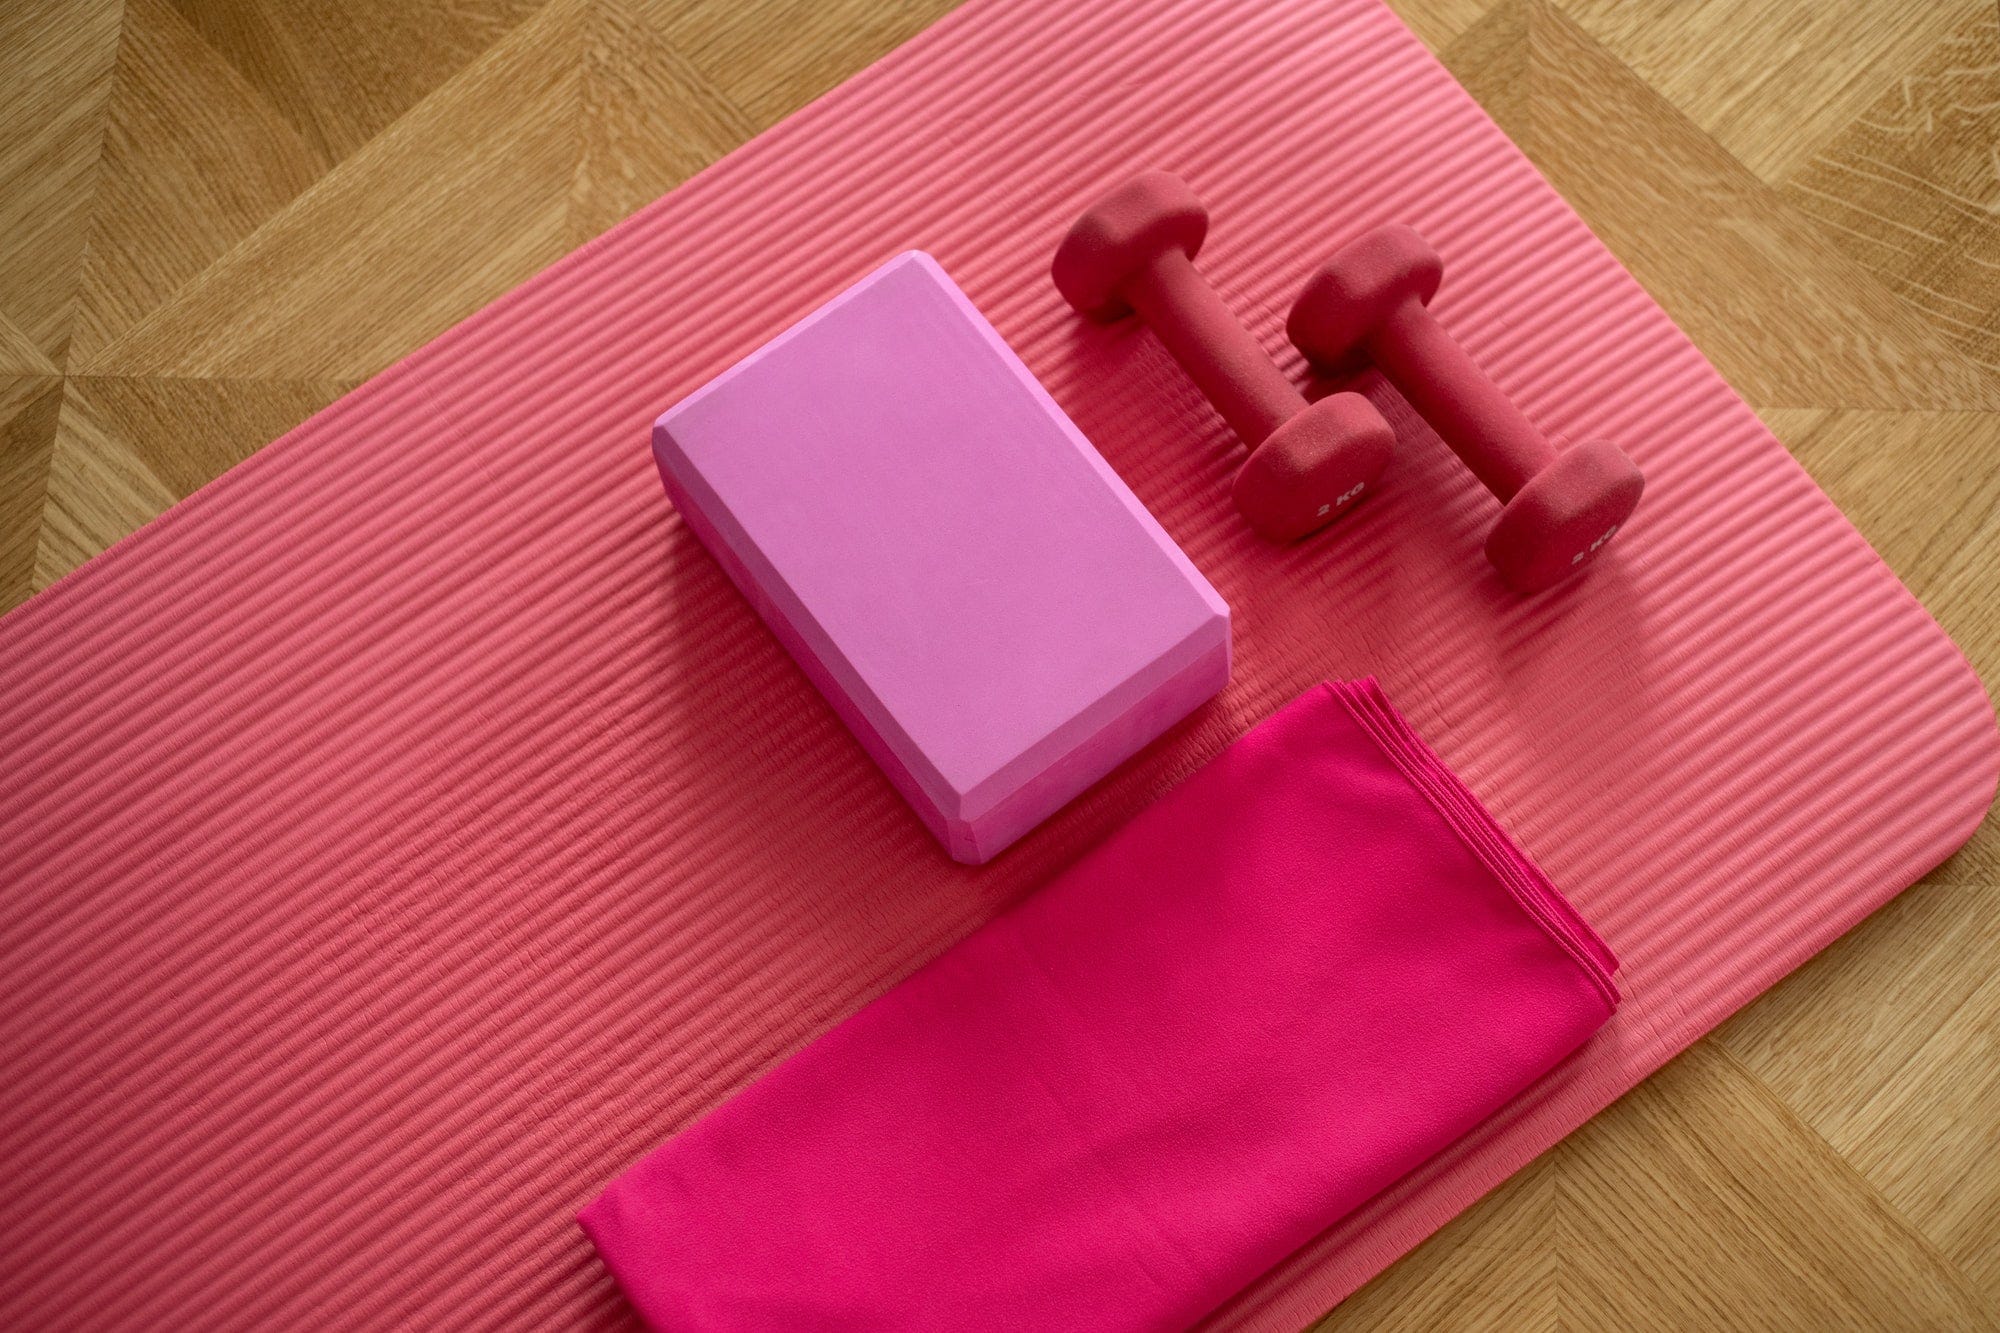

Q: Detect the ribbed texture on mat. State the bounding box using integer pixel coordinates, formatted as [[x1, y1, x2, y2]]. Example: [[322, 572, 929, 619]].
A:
[[0, 0, 1993, 1327]]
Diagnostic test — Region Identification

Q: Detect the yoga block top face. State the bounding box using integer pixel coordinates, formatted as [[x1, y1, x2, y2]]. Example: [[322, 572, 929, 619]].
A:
[[652, 252, 1230, 863]]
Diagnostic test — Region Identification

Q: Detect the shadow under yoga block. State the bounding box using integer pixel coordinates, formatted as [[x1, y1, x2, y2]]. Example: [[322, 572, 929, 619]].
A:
[[652, 251, 1231, 863]]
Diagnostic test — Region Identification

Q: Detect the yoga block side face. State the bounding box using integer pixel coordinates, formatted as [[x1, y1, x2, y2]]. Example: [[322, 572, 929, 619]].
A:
[[653, 251, 1231, 863]]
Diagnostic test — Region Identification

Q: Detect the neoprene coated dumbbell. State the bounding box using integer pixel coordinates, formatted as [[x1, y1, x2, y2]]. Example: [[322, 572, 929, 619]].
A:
[[1053, 172, 1394, 543], [1288, 224, 1644, 593]]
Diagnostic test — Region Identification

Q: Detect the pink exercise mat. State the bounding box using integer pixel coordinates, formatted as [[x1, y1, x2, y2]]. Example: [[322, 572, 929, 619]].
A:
[[0, 0, 1993, 1329]]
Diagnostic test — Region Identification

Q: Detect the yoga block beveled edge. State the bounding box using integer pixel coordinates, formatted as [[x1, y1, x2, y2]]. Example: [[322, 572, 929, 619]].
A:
[[652, 251, 1231, 863]]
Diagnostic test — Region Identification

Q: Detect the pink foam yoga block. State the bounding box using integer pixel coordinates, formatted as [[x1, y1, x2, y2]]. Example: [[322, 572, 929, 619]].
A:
[[652, 251, 1231, 863]]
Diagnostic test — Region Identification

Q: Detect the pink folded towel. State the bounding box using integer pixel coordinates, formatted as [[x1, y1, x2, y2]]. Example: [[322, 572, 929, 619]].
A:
[[581, 680, 1618, 1329]]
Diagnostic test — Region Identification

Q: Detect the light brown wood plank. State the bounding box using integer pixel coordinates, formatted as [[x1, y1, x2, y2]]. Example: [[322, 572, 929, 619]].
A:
[[1555, 1042, 1994, 1329], [69, 0, 328, 364], [1780, 8, 2000, 377], [568, 0, 758, 245], [0, 0, 123, 368], [1551, 0, 1981, 184], [1385, 0, 1499, 54], [1314, 1157, 1557, 1331], [1489, 0, 2000, 412], [648, 0, 963, 125], [0, 376, 64, 610], [166, 0, 546, 162], [80, 0, 588, 380], [1839, 964, 2000, 1301]]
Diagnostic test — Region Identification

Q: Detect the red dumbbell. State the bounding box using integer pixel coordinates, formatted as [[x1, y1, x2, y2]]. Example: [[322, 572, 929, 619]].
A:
[[1288, 224, 1644, 592], [1053, 172, 1393, 543]]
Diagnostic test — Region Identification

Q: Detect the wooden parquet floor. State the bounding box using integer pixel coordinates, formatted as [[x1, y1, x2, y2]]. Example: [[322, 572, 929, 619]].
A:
[[2, 0, 1996, 1326]]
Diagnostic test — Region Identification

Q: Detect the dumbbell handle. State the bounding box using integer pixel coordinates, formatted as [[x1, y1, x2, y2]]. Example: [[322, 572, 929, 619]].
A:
[[1368, 301, 1555, 501], [1125, 248, 1305, 450]]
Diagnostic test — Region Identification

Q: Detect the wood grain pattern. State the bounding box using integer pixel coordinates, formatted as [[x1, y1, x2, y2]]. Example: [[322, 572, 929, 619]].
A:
[[1, 1, 1994, 1327]]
